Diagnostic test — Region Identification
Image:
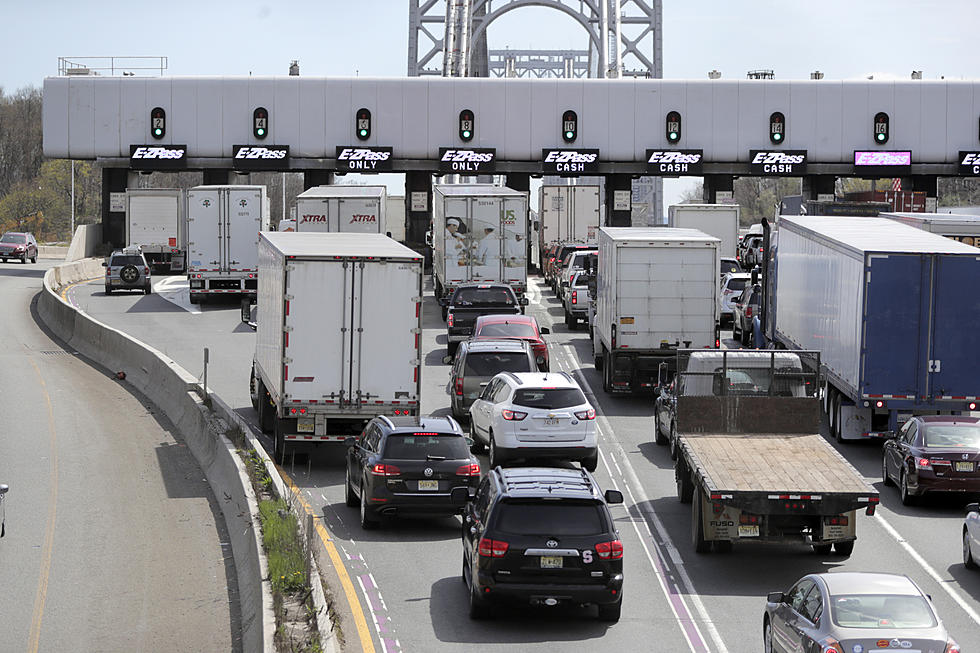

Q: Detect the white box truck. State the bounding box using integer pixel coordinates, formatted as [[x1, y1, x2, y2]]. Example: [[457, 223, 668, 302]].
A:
[[592, 227, 720, 394], [125, 188, 185, 272], [295, 185, 387, 234], [249, 232, 424, 463], [431, 184, 528, 306], [186, 185, 269, 304], [537, 185, 600, 269], [386, 195, 407, 242], [667, 204, 740, 259]]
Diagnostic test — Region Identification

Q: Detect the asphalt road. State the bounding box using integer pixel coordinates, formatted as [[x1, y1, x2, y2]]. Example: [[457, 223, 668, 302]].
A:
[[0, 260, 238, 652], [67, 270, 980, 653]]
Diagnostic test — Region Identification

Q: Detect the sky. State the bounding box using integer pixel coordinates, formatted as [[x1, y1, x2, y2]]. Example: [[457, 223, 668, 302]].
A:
[[5, 0, 979, 207]]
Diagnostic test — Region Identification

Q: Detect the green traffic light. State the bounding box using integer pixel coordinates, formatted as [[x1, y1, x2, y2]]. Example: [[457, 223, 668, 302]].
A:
[[773, 132, 782, 141], [668, 132, 678, 141], [876, 133, 885, 141], [462, 130, 471, 139], [565, 131, 574, 139], [153, 128, 162, 136], [257, 128, 265, 136], [359, 129, 368, 137]]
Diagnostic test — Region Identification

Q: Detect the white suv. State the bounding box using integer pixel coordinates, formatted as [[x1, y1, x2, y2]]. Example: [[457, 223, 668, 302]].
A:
[[718, 272, 751, 325], [468, 372, 598, 471]]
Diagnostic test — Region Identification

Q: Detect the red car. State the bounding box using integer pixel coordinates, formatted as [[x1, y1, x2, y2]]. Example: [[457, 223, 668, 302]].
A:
[[472, 314, 550, 371], [882, 415, 980, 505]]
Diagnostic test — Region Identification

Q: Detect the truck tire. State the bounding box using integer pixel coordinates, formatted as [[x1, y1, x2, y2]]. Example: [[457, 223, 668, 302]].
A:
[[832, 392, 843, 443], [811, 543, 832, 555], [602, 348, 612, 393], [189, 292, 202, 305], [448, 341, 459, 357], [833, 541, 854, 556], [654, 411, 668, 446], [273, 418, 287, 465], [256, 378, 274, 434], [676, 457, 694, 504], [594, 350, 603, 371], [713, 540, 733, 553], [692, 489, 711, 553]]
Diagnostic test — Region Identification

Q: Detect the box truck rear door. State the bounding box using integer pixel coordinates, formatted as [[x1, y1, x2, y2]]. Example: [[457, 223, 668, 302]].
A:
[[186, 190, 221, 271], [226, 188, 265, 272], [861, 254, 924, 399], [501, 196, 527, 287], [338, 198, 383, 234], [927, 254, 980, 399]]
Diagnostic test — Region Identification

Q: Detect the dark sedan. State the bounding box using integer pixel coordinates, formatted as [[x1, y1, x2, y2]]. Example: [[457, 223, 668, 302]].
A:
[[764, 572, 958, 653], [345, 415, 481, 529], [882, 415, 980, 505]]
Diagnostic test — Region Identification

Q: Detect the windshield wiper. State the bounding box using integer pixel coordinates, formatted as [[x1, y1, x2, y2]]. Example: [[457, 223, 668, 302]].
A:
[[426, 454, 447, 461]]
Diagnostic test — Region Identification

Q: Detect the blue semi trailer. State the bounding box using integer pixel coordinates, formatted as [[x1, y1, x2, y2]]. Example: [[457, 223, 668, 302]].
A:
[[770, 215, 980, 441]]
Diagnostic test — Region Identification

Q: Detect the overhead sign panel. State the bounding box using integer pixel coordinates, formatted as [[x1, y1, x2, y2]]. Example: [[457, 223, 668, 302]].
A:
[[439, 147, 496, 173], [646, 149, 703, 175], [958, 151, 980, 176], [749, 150, 807, 175], [232, 144, 289, 170], [129, 144, 187, 170], [335, 146, 393, 172], [541, 148, 599, 174], [853, 150, 911, 176]]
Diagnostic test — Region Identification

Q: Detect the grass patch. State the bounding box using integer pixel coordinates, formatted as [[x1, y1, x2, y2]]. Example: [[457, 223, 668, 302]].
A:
[[259, 499, 306, 593]]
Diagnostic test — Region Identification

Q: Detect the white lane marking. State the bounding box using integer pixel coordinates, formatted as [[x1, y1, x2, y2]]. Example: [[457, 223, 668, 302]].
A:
[[526, 279, 541, 305], [875, 512, 980, 627], [557, 344, 728, 653], [153, 276, 202, 314]]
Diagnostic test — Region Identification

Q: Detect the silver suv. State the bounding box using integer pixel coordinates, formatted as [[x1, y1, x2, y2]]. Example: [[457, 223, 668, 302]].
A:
[[104, 247, 152, 295], [445, 339, 538, 421]]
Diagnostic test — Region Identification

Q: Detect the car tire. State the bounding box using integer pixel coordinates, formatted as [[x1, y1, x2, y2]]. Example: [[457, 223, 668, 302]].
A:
[[833, 541, 854, 557], [360, 482, 379, 530], [811, 543, 832, 555], [881, 454, 894, 487], [564, 310, 572, 328], [448, 341, 458, 357], [692, 489, 710, 553], [669, 423, 679, 461], [144, 284, 152, 295], [654, 411, 668, 446], [582, 451, 598, 473], [732, 320, 740, 343], [468, 422, 485, 454], [741, 324, 751, 347], [763, 617, 775, 653], [31, 253, 37, 263], [488, 432, 503, 469], [468, 574, 491, 620], [900, 469, 917, 506], [597, 598, 622, 623], [345, 468, 358, 508], [20, 254, 27, 264], [964, 529, 978, 569], [1, 258, 6, 263], [676, 456, 693, 504], [105, 286, 112, 296]]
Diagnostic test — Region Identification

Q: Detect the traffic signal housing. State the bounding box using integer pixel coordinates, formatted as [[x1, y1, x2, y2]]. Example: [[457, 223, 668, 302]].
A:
[[253, 107, 268, 140], [769, 112, 785, 144], [459, 109, 474, 142], [150, 107, 166, 140], [666, 111, 681, 143], [874, 112, 889, 144], [562, 110, 578, 143], [356, 108, 372, 140]]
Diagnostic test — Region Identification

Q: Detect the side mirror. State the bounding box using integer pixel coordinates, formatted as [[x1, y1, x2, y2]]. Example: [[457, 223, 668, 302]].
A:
[[519, 297, 529, 306], [604, 489, 624, 505], [450, 486, 471, 507], [966, 502, 980, 514], [442, 355, 454, 365], [343, 437, 356, 448], [0, 484, 8, 495], [539, 327, 550, 335], [438, 297, 448, 307], [101, 262, 108, 267], [767, 591, 785, 604], [464, 436, 475, 447]]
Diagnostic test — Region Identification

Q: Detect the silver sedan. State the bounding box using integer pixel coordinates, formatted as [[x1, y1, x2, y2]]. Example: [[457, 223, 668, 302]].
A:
[[764, 572, 958, 653], [966, 502, 980, 570]]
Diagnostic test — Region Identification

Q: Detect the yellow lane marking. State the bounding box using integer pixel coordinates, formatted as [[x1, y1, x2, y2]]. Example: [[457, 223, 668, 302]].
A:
[[278, 469, 376, 653], [58, 277, 101, 303], [27, 359, 59, 653]]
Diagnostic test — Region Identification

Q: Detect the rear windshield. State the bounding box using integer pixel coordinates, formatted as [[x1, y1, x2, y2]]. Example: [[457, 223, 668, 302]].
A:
[[830, 594, 936, 629], [922, 425, 980, 449], [720, 261, 741, 275], [109, 255, 144, 266], [464, 352, 531, 376], [572, 275, 590, 288], [453, 287, 514, 306], [477, 322, 536, 339], [725, 278, 747, 292], [1, 234, 26, 243], [494, 501, 605, 535], [512, 388, 586, 409], [711, 367, 803, 397], [383, 434, 469, 460]]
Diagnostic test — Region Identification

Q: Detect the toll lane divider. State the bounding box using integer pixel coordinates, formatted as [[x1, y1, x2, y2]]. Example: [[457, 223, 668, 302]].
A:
[[37, 259, 278, 653]]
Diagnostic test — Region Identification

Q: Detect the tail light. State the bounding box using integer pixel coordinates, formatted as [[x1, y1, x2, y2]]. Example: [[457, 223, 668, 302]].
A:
[[758, 247, 764, 253], [572, 290, 578, 304], [945, 640, 961, 653], [574, 408, 596, 420], [746, 306, 753, 318], [739, 513, 760, 524], [595, 540, 623, 560], [970, 402, 977, 410], [917, 458, 933, 470], [824, 515, 849, 526], [456, 463, 481, 477], [478, 537, 509, 557], [455, 378, 464, 396], [370, 464, 401, 477], [818, 638, 844, 653], [501, 409, 527, 421], [447, 314, 454, 327], [144, 267, 150, 275]]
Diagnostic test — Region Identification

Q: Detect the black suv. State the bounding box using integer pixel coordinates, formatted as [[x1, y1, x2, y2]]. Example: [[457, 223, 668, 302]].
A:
[[461, 466, 625, 621], [345, 415, 481, 529]]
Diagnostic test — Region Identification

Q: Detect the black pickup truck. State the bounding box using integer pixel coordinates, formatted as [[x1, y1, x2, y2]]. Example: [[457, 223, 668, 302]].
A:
[[445, 282, 526, 355]]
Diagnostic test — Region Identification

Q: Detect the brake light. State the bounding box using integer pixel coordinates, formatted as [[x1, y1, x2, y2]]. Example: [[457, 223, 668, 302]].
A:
[[572, 290, 577, 304], [917, 458, 933, 470], [456, 463, 481, 477], [824, 515, 849, 526], [455, 378, 464, 396], [370, 464, 401, 477], [595, 540, 623, 560], [447, 314, 454, 327], [549, 257, 555, 262], [758, 247, 764, 252], [501, 409, 527, 421], [144, 267, 150, 275], [478, 537, 509, 557], [818, 638, 844, 653], [574, 408, 596, 420], [746, 306, 753, 318], [945, 640, 961, 653], [970, 402, 977, 410]]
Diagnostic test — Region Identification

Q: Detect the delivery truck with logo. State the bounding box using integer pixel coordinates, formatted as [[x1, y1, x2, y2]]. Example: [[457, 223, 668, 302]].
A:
[[294, 186, 387, 234], [185, 185, 269, 304], [125, 188, 185, 272], [249, 232, 424, 463]]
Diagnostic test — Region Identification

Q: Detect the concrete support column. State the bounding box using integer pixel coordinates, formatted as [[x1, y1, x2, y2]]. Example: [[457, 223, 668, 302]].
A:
[[911, 175, 939, 211], [702, 175, 734, 204], [101, 168, 128, 249], [604, 174, 632, 227], [304, 171, 334, 190], [404, 171, 433, 249], [202, 169, 231, 185], [801, 175, 836, 201]]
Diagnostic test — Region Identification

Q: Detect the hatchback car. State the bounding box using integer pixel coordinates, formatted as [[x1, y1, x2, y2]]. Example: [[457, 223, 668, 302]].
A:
[[472, 314, 550, 371], [731, 282, 762, 346], [882, 415, 980, 505], [964, 502, 979, 570], [764, 572, 958, 653], [461, 466, 624, 621], [718, 272, 751, 325], [104, 247, 152, 295], [445, 339, 539, 421], [344, 415, 481, 529], [0, 231, 38, 264], [469, 371, 598, 471]]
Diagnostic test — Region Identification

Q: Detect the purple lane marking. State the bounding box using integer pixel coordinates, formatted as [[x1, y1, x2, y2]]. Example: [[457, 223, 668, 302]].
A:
[[382, 637, 399, 652]]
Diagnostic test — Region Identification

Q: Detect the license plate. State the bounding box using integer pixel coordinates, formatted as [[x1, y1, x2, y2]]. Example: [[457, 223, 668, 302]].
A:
[[418, 480, 438, 491], [545, 418, 560, 426], [296, 418, 315, 433], [955, 461, 974, 472], [737, 525, 759, 538], [539, 556, 563, 569]]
